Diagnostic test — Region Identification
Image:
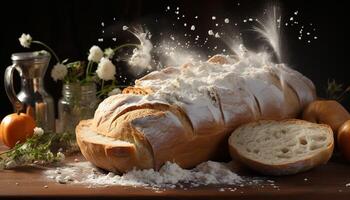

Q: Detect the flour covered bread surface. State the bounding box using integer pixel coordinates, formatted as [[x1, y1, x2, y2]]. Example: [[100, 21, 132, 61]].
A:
[[228, 119, 334, 175], [76, 54, 316, 173]]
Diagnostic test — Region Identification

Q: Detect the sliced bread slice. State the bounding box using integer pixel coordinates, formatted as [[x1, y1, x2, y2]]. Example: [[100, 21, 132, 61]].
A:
[[228, 119, 334, 175]]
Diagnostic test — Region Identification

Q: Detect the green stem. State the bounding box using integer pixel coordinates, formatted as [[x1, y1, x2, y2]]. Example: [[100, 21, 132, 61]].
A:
[[113, 43, 139, 52], [32, 41, 60, 63], [101, 80, 105, 91], [86, 61, 93, 79], [0, 149, 12, 156], [337, 87, 350, 101]]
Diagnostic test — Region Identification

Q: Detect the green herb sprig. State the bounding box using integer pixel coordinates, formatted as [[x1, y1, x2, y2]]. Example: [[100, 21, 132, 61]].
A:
[[326, 79, 350, 102], [0, 131, 78, 170]]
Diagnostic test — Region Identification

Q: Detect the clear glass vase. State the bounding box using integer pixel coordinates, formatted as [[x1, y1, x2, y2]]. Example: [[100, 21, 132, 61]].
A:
[[58, 82, 98, 134]]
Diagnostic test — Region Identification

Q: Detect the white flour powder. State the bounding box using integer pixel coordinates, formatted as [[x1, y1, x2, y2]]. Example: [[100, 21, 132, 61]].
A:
[[44, 160, 262, 188]]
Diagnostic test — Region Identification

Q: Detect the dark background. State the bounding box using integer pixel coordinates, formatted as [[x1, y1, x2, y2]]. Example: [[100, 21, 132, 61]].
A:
[[0, 0, 347, 119]]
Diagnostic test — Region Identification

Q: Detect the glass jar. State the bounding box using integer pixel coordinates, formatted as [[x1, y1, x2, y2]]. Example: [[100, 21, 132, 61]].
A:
[[58, 82, 98, 134]]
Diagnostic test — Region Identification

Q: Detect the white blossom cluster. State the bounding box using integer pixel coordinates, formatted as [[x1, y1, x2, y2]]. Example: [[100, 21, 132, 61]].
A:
[[88, 45, 104, 62], [87, 45, 117, 81], [51, 63, 68, 81], [96, 57, 116, 81], [19, 33, 32, 48]]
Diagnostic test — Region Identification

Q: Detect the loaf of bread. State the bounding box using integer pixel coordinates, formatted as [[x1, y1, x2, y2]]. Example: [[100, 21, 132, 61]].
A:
[[76, 54, 316, 173], [228, 119, 334, 175]]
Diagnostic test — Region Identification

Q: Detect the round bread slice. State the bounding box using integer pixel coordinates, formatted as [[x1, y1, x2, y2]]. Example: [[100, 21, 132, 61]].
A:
[[228, 119, 334, 175]]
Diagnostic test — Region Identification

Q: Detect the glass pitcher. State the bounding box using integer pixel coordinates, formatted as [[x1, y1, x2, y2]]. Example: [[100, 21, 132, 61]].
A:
[[4, 51, 55, 132], [57, 82, 98, 134]]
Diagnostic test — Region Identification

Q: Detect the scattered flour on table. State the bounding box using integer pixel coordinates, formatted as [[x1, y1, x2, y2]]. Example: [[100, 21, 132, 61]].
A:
[[43, 160, 264, 189]]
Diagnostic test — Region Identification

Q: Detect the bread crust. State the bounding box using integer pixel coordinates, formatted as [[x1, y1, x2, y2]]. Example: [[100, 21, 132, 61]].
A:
[[76, 55, 317, 173], [122, 87, 153, 95], [76, 120, 153, 173], [271, 64, 317, 109], [228, 119, 334, 175], [302, 100, 350, 135]]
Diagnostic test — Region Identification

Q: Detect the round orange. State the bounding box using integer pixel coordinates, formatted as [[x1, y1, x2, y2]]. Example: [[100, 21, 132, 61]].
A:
[[0, 113, 36, 148], [338, 120, 350, 162]]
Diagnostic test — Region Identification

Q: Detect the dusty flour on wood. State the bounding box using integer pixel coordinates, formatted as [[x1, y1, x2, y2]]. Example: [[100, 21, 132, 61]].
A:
[[43, 160, 263, 188]]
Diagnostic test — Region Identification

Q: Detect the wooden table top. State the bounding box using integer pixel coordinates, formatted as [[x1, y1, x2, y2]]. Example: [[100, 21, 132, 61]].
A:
[[1, 144, 350, 200]]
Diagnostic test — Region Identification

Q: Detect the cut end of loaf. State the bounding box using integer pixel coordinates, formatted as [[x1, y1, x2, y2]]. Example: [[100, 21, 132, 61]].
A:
[[76, 120, 153, 173], [228, 119, 334, 175]]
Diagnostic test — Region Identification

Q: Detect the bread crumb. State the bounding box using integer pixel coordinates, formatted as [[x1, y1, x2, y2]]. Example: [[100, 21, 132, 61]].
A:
[[44, 185, 48, 188], [304, 178, 308, 181], [345, 183, 350, 187], [15, 182, 19, 186]]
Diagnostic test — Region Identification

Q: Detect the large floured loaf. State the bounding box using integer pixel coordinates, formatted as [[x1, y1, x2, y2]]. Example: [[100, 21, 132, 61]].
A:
[[228, 119, 334, 175], [76, 53, 317, 173]]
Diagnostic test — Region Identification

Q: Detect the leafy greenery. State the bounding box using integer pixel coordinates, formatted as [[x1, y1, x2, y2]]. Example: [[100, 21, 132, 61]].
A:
[[63, 60, 85, 84], [0, 131, 78, 169], [326, 79, 350, 102]]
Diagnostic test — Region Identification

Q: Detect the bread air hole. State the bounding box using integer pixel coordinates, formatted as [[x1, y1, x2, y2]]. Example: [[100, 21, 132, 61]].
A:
[[299, 138, 308, 145], [281, 148, 289, 153], [246, 148, 251, 153], [253, 149, 259, 154], [273, 132, 280, 139]]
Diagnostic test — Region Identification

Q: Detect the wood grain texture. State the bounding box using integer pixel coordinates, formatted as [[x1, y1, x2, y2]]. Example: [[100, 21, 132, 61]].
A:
[[1, 144, 350, 200]]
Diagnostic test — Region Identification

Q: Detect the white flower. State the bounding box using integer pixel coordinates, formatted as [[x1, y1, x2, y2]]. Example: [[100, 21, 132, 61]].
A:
[[88, 45, 103, 62], [96, 57, 116, 81], [128, 31, 153, 70], [19, 33, 32, 48], [33, 127, 44, 137], [104, 48, 115, 59], [51, 63, 68, 81], [108, 88, 121, 96], [56, 152, 65, 161]]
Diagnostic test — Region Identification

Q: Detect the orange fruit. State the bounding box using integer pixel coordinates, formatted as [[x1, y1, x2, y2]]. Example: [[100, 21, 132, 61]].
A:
[[338, 120, 350, 161], [0, 113, 36, 148]]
